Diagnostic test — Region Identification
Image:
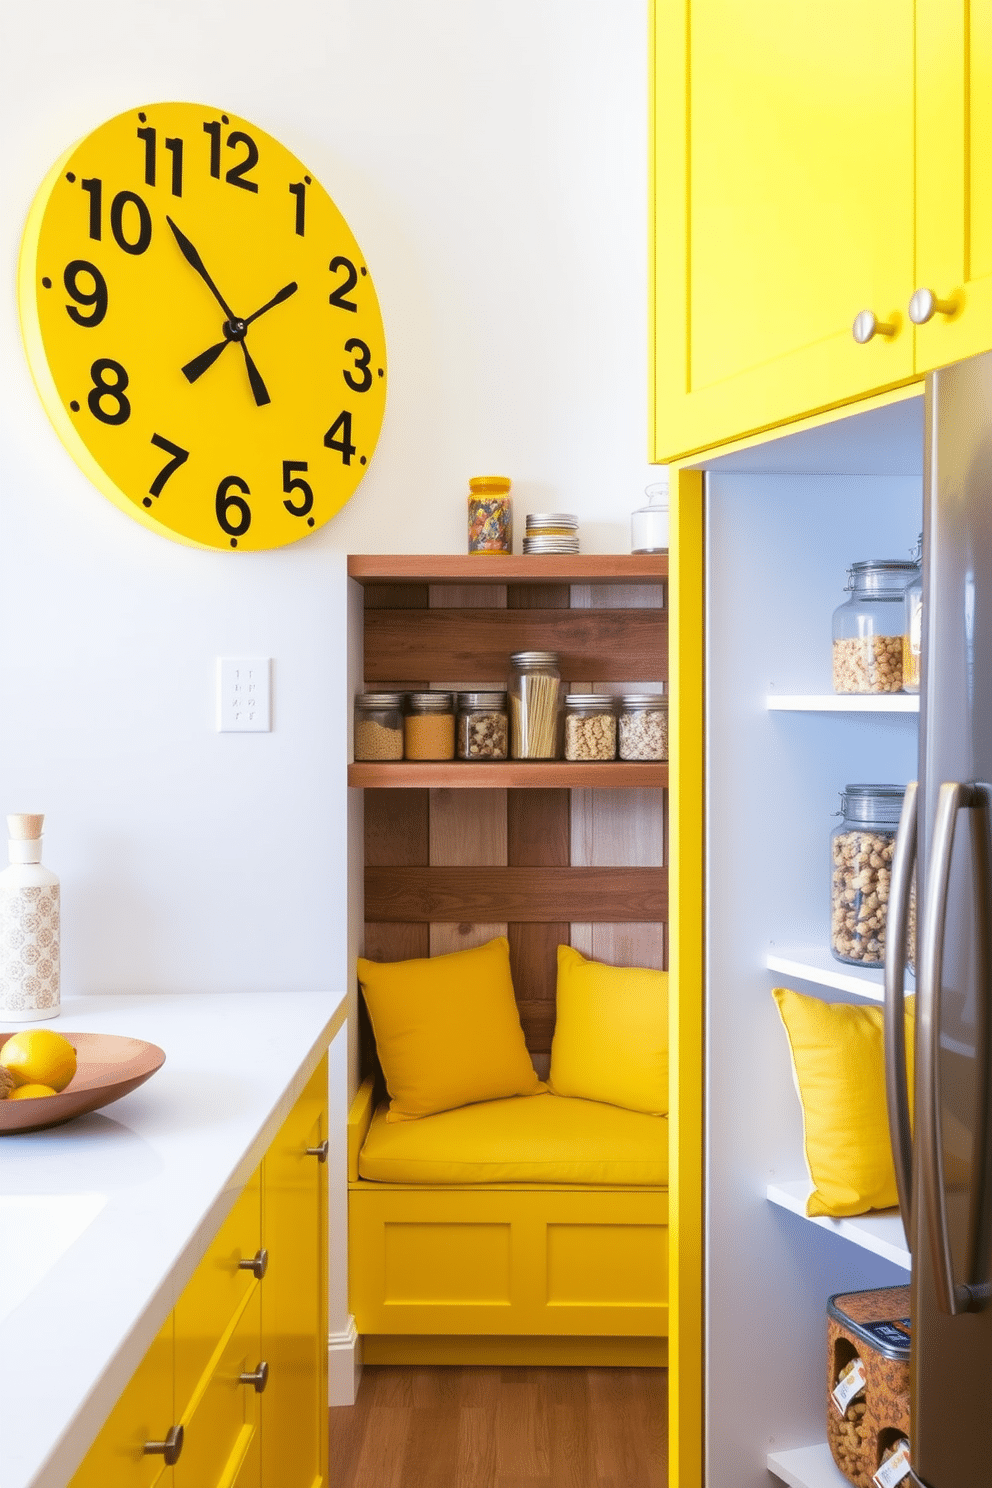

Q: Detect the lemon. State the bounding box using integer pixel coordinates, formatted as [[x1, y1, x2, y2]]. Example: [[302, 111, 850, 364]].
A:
[[0, 1029, 76, 1091], [9, 1083, 57, 1100]]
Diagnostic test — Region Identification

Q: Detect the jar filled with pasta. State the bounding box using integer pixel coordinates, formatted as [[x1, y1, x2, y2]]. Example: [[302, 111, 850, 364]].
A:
[[507, 652, 561, 759]]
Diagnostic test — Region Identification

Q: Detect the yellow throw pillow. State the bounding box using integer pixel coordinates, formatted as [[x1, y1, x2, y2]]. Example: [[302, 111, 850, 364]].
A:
[[772, 986, 914, 1218], [548, 945, 668, 1115], [357, 937, 544, 1122]]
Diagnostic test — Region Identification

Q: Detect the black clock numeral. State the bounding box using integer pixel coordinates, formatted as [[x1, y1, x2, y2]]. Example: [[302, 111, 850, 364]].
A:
[[215, 475, 252, 538], [225, 131, 259, 192], [323, 410, 356, 465], [165, 137, 184, 197], [282, 460, 314, 517], [289, 181, 306, 236], [81, 177, 102, 240], [64, 260, 108, 327], [147, 434, 190, 502], [110, 191, 152, 255], [204, 120, 222, 178], [137, 125, 156, 185], [343, 338, 373, 393], [328, 256, 359, 312], [87, 359, 131, 425]]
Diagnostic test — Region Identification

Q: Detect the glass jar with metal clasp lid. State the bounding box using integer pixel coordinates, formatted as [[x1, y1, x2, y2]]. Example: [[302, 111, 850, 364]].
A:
[[354, 692, 404, 761], [456, 692, 508, 761], [507, 652, 561, 759], [830, 784, 906, 966], [832, 559, 919, 694]]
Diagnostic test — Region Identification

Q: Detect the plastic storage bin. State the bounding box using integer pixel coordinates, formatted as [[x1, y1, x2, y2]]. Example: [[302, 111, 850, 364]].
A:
[[827, 1286, 911, 1488]]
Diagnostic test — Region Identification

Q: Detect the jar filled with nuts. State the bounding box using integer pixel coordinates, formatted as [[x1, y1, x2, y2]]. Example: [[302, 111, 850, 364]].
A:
[[619, 694, 669, 761], [563, 695, 616, 761], [831, 784, 906, 966], [832, 560, 919, 694], [456, 692, 508, 760]]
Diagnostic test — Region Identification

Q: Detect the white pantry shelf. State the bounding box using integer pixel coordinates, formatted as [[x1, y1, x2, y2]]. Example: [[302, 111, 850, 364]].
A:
[[766, 943, 914, 1001], [767, 1442, 849, 1488], [766, 693, 920, 712], [768, 1181, 910, 1270]]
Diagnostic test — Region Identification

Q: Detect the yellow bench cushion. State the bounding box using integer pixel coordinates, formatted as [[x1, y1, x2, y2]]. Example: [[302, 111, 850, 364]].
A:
[[357, 1092, 668, 1187]]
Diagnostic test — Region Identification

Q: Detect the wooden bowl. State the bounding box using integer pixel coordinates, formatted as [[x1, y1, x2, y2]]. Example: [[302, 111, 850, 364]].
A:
[[0, 1031, 165, 1134]]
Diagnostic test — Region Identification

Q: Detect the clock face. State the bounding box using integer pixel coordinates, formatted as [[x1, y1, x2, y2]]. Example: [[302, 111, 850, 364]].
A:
[[18, 102, 387, 551]]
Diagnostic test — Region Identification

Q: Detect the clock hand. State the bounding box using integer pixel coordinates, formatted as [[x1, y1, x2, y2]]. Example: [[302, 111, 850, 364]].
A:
[[166, 215, 236, 320], [238, 341, 270, 407], [182, 338, 229, 384], [244, 281, 298, 327]]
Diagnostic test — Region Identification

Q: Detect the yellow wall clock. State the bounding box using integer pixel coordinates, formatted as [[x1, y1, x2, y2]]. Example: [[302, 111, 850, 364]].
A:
[[18, 102, 387, 551]]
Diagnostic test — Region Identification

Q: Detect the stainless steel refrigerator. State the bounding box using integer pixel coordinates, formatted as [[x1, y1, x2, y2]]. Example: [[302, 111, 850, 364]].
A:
[[885, 348, 992, 1488]]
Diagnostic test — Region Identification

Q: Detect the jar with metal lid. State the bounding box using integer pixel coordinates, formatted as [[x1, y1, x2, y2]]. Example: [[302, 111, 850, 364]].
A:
[[902, 540, 923, 694], [832, 560, 919, 694], [354, 692, 404, 761], [618, 694, 669, 761], [563, 695, 616, 761], [507, 652, 561, 759], [467, 475, 512, 554], [456, 692, 508, 760], [404, 692, 455, 760], [830, 784, 905, 965]]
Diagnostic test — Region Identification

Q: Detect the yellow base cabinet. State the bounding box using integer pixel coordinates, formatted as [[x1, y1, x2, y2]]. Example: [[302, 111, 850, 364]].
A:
[[652, 0, 992, 461], [69, 1057, 327, 1488]]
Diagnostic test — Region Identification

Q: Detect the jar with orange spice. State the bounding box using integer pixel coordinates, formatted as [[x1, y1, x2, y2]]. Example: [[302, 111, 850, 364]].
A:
[[404, 692, 455, 760]]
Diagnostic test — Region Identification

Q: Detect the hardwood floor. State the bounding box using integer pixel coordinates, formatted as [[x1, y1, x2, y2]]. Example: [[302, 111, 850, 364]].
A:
[[329, 1365, 668, 1488]]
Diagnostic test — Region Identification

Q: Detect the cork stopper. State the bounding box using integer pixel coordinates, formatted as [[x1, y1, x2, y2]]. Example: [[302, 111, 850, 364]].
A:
[[7, 815, 44, 841]]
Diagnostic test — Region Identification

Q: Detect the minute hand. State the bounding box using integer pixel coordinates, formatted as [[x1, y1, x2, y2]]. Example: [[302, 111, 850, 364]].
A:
[[166, 216, 236, 319], [244, 282, 298, 326]]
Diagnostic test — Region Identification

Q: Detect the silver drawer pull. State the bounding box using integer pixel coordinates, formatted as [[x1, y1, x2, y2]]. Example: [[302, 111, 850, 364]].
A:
[[239, 1360, 269, 1393], [908, 286, 958, 324], [144, 1425, 183, 1465], [238, 1247, 268, 1280], [852, 308, 899, 343], [306, 1140, 329, 1163]]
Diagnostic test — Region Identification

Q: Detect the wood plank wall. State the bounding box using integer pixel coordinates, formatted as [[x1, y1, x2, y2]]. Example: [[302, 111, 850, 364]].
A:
[[361, 580, 667, 1081]]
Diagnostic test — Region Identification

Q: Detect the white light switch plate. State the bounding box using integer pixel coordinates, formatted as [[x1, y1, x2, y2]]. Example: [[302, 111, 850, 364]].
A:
[[217, 658, 271, 732]]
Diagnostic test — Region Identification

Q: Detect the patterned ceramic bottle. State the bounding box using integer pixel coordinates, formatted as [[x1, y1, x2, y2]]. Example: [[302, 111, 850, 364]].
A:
[[0, 814, 60, 1021]]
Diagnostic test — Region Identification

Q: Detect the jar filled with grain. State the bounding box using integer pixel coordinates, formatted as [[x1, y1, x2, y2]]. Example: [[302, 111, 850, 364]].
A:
[[354, 692, 404, 761], [456, 692, 509, 760], [507, 652, 561, 759], [832, 560, 919, 694], [618, 694, 669, 761], [830, 784, 906, 966], [563, 695, 616, 761], [404, 692, 455, 760]]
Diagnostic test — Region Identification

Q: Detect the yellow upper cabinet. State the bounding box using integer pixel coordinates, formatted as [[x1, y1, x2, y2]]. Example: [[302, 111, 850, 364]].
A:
[[915, 0, 992, 371], [652, 0, 992, 460]]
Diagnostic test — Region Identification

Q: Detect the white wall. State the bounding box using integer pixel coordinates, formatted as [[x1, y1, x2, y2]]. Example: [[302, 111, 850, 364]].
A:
[[0, 0, 653, 997]]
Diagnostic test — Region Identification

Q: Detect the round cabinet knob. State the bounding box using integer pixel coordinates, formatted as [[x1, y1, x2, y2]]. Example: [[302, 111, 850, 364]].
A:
[[908, 287, 959, 324], [144, 1425, 184, 1466], [238, 1247, 268, 1280], [852, 309, 898, 344], [306, 1140, 329, 1163], [239, 1360, 270, 1394]]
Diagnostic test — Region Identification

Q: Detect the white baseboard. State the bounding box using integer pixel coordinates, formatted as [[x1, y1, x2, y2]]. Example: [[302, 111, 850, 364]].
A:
[[328, 1316, 361, 1406]]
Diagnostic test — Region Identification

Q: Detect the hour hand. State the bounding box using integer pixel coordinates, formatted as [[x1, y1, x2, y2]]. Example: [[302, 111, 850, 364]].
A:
[[166, 216, 236, 320]]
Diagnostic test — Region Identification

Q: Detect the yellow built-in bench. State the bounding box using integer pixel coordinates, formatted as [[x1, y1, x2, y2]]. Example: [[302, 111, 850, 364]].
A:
[[348, 1078, 669, 1366]]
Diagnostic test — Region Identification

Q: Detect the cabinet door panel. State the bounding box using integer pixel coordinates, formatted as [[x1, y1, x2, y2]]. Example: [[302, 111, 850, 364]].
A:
[[175, 1288, 260, 1488], [260, 1058, 328, 1488], [174, 1170, 261, 1414], [915, 0, 992, 371], [653, 0, 916, 459], [69, 1315, 173, 1488]]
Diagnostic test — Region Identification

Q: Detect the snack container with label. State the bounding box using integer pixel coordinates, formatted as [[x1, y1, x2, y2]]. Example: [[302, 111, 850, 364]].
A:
[[826, 1287, 911, 1488]]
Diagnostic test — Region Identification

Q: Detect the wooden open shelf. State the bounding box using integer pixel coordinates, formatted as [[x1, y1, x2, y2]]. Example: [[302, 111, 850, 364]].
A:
[[348, 553, 667, 585], [349, 761, 668, 789]]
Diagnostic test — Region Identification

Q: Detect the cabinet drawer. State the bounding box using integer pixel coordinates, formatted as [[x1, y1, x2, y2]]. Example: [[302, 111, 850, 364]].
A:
[[176, 1287, 261, 1488], [69, 1315, 174, 1488], [175, 1169, 261, 1412]]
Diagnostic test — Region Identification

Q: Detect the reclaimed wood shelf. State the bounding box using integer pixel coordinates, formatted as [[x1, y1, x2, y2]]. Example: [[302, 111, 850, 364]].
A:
[[348, 553, 667, 585], [349, 761, 668, 789]]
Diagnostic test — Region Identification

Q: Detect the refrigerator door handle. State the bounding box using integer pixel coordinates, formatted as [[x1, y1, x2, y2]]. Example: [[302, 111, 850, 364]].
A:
[[884, 780, 917, 1238], [920, 780, 977, 1316]]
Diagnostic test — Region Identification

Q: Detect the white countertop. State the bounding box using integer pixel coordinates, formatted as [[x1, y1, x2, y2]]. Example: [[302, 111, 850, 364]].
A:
[[0, 990, 347, 1488]]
